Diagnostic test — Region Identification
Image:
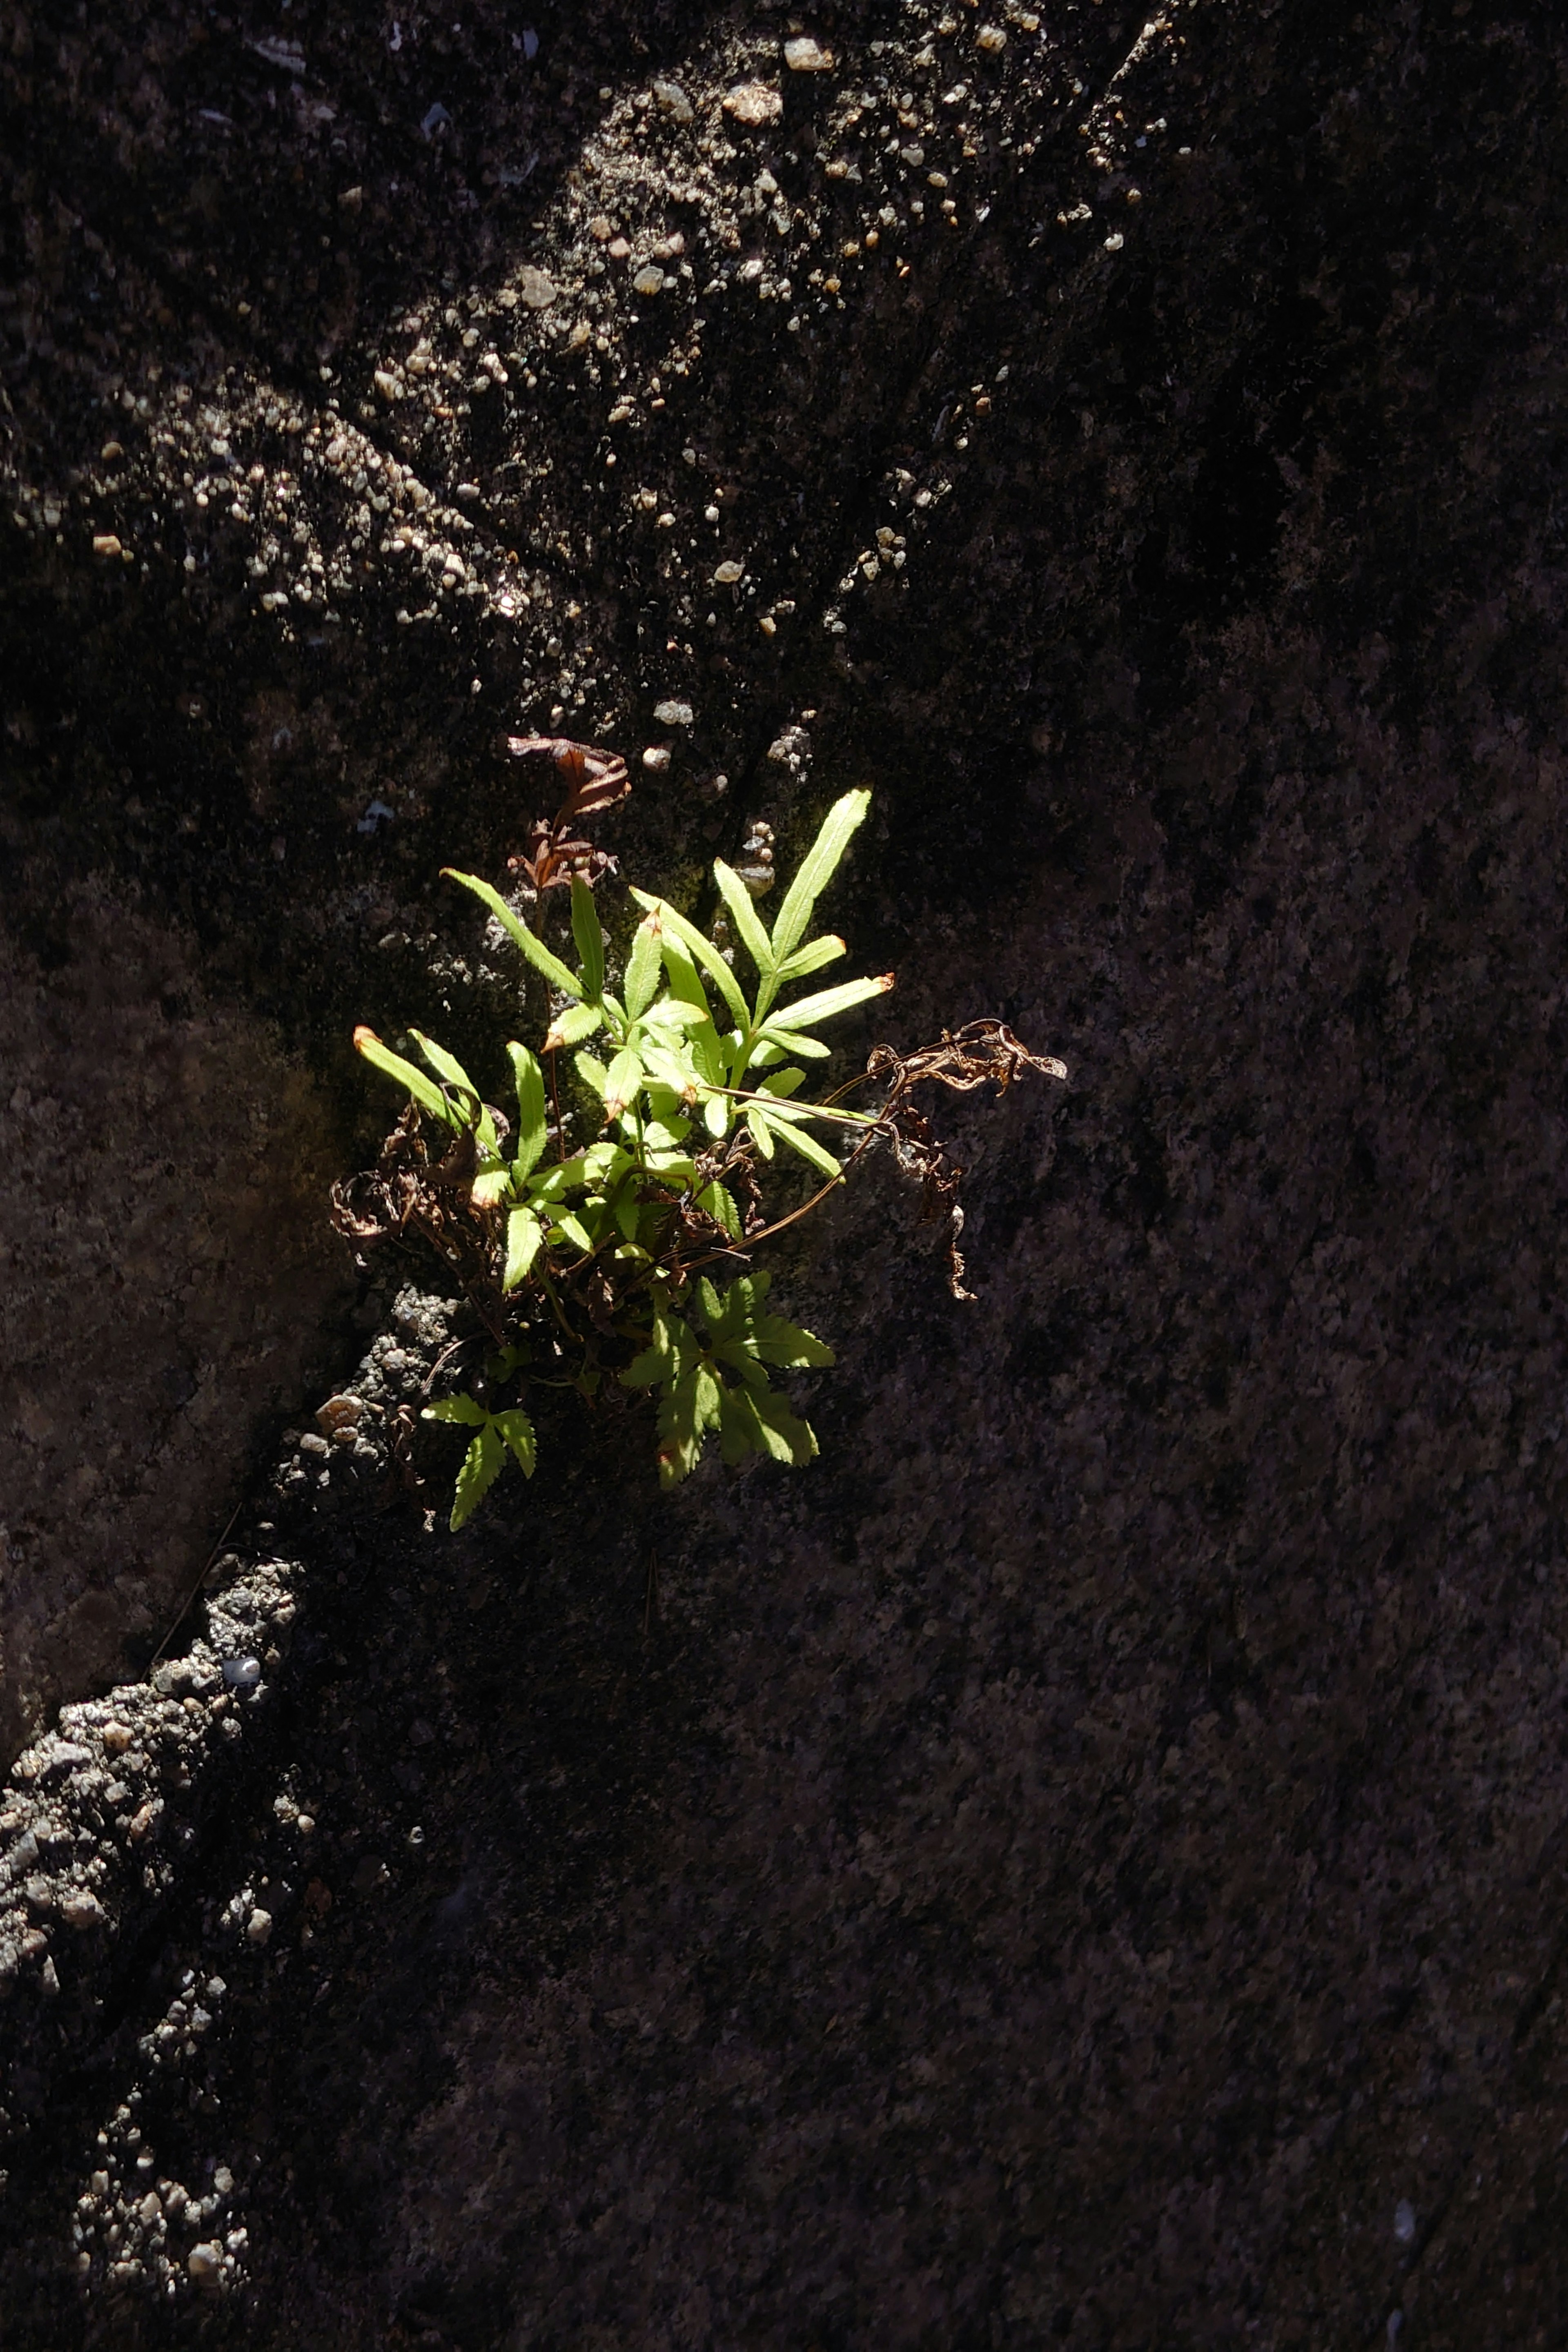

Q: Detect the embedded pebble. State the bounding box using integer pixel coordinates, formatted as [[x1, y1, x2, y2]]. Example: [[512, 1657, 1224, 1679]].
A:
[[784, 36, 833, 71], [515, 266, 556, 310], [713, 560, 745, 586], [976, 22, 1007, 49], [92, 533, 123, 558], [59, 1890, 107, 1930], [642, 746, 672, 773], [652, 699, 694, 726], [223, 1657, 263, 1693], [187, 2242, 223, 2280], [652, 78, 693, 123], [632, 266, 666, 298], [245, 1907, 273, 1946], [724, 80, 783, 124]]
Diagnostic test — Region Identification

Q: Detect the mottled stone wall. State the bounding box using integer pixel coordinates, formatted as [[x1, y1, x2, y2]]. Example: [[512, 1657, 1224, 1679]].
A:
[[4, 0, 1568, 2344]]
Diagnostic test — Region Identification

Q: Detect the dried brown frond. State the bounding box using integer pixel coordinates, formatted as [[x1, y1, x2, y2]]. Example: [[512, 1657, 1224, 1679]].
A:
[[865, 1020, 1068, 1298], [502, 736, 632, 895]]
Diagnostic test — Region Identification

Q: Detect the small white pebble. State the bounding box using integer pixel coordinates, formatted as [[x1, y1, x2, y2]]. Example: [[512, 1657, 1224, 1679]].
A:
[[784, 35, 833, 71], [723, 81, 782, 124], [976, 23, 1007, 50], [245, 1908, 273, 1947], [642, 746, 673, 773], [713, 560, 744, 585]]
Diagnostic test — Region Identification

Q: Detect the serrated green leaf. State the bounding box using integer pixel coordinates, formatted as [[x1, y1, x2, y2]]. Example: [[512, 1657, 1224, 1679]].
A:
[[773, 971, 895, 1029], [408, 1029, 478, 1106], [550, 1211, 597, 1254], [771, 790, 871, 961], [493, 1408, 536, 1477], [574, 1050, 608, 1098], [450, 1424, 506, 1530], [750, 1027, 832, 1063], [601, 1047, 644, 1123], [775, 933, 847, 984], [747, 1107, 777, 1159], [503, 1206, 544, 1291], [624, 909, 663, 1020], [718, 1388, 755, 1466], [697, 1180, 743, 1240], [526, 1156, 589, 1204], [629, 886, 751, 1027], [581, 1140, 631, 1184], [470, 1167, 511, 1209], [409, 1029, 501, 1154], [443, 870, 581, 998], [545, 1000, 604, 1052], [639, 997, 715, 1034], [764, 1118, 844, 1180], [751, 1314, 835, 1368], [713, 859, 776, 981], [423, 1394, 488, 1427], [508, 1043, 548, 1178], [353, 1028, 462, 1130], [570, 875, 606, 1002], [739, 1384, 820, 1466]]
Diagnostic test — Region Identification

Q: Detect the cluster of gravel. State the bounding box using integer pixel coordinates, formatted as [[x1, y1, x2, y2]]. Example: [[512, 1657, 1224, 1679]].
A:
[[0, 1285, 462, 2303], [4, 1, 1189, 777]]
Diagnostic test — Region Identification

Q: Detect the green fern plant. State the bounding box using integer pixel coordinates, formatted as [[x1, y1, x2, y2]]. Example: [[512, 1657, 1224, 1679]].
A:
[[336, 767, 1060, 1527]]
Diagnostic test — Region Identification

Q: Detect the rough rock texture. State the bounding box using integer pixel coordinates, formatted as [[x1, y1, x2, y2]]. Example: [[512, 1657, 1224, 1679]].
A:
[[0, 896, 350, 1762], [4, 0, 1568, 2347]]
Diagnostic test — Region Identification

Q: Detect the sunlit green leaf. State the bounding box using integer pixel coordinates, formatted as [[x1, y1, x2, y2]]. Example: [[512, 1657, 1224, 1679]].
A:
[[750, 1313, 835, 1368], [629, 886, 751, 1027], [750, 1027, 832, 1063], [423, 1394, 488, 1427], [774, 971, 894, 1029], [508, 1043, 548, 1178], [697, 1180, 743, 1240], [770, 790, 871, 962], [544, 1000, 604, 1052], [503, 1206, 544, 1291], [775, 933, 847, 984], [764, 1118, 844, 1180], [602, 1046, 644, 1123], [443, 869, 581, 998], [749, 1385, 819, 1465], [471, 1167, 511, 1209], [550, 1211, 597, 1255], [713, 859, 776, 982], [493, 1407, 536, 1477], [352, 1027, 461, 1129], [574, 1050, 608, 1098], [450, 1424, 506, 1530], [409, 1028, 479, 1106], [625, 909, 663, 1020], [570, 875, 606, 1002], [409, 1030, 501, 1154], [527, 1156, 589, 1204]]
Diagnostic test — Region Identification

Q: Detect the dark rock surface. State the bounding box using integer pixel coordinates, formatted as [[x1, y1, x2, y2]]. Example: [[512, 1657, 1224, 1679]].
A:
[[5, 0, 1568, 2344]]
